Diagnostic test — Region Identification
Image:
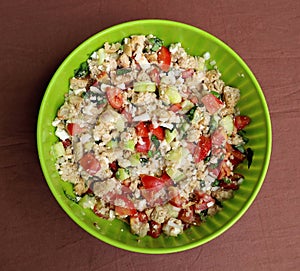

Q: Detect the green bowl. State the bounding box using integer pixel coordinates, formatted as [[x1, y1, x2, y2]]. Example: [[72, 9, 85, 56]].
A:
[[37, 19, 272, 254]]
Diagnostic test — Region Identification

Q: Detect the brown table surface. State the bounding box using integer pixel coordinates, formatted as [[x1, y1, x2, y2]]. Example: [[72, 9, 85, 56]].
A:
[[1, 0, 299, 270]]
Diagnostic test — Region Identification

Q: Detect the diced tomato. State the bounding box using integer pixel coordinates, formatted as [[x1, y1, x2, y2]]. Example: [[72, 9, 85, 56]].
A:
[[194, 192, 215, 212], [140, 175, 165, 190], [194, 135, 212, 163], [109, 161, 118, 172], [114, 195, 137, 216], [157, 46, 171, 72], [225, 143, 245, 167], [234, 115, 251, 130], [168, 187, 186, 208], [160, 172, 173, 187], [169, 103, 182, 113], [79, 153, 101, 175], [182, 68, 194, 79], [149, 67, 160, 84], [66, 123, 85, 136], [137, 211, 149, 223], [148, 220, 162, 238], [121, 108, 133, 123], [106, 86, 123, 109], [190, 96, 199, 104], [135, 122, 149, 137], [135, 137, 150, 153], [229, 148, 246, 167], [149, 123, 165, 141], [201, 93, 223, 114], [178, 206, 195, 224], [211, 127, 227, 152], [194, 202, 208, 212], [62, 139, 71, 148]]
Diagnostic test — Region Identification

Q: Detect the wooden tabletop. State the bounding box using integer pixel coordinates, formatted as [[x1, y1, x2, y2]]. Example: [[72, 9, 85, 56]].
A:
[[1, 0, 299, 270]]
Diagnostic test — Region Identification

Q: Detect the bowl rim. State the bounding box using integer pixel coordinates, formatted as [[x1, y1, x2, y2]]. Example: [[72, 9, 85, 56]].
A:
[[37, 19, 272, 254]]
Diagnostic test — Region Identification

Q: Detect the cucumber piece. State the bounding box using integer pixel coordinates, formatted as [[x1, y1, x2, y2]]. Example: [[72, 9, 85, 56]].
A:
[[116, 168, 130, 181], [191, 108, 202, 123], [52, 142, 65, 158], [165, 86, 182, 104], [166, 168, 185, 182], [129, 153, 140, 166], [133, 81, 156, 92], [123, 139, 135, 151], [181, 100, 194, 113], [97, 48, 106, 65], [165, 147, 183, 162], [106, 139, 118, 149], [220, 115, 234, 136], [165, 129, 178, 144], [79, 194, 96, 209]]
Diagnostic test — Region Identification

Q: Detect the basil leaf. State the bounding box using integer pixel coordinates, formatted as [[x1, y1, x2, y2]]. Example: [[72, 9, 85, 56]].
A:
[[149, 37, 163, 52], [186, 106, 197, 121], [245, 147, 254, 169], [74, 61, 89, 78], [151, 135, 160, 149]]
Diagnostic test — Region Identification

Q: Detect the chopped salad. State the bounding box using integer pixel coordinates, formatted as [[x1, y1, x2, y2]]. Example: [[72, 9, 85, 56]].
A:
[[52, 35, 253, 238]]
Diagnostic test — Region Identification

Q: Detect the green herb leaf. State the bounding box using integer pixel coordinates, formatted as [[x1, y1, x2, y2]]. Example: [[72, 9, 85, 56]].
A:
[[212, 180, 220, 187], [74, 61, 89, 78], [237, 130, 249, 144], [211, 91, 221, 99], [140, 157, 149, 165], [186, 106, 197, 121], [151, 135, 160, 149], [245, 147, 254, 169], [149, 37, 163, 52], [234, 145, 245, 153], [63, 190, 79, 203]]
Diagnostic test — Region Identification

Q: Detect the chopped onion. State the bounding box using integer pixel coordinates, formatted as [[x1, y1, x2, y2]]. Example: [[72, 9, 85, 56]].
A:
[[133, 113, 151, 122]]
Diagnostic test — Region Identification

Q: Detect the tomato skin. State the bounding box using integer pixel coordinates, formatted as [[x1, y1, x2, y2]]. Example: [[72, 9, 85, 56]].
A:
[[194, 136, 212, 163], [148, 221, 162, 238], [225, 143, 245, 167], [140, 175, 165, 190], [157, 46, 171, 72], [79, 153, 101, 175], [201, 93, 223, 114], [169, 103, 182, 112], [106, 86, 123, 109], [135, 122, 149, 137], [109, 161, 118, 172], [135, 137, 151, 153], [62, 138, 72, 148], [149, 123, 165, 141], [194, 192, 215, 212], [168, 187, 186, 208], [178, 206, 195, 224], [114, 195, 137, 216], [66, 123, 84, 136], [234, 115, 251, 130]]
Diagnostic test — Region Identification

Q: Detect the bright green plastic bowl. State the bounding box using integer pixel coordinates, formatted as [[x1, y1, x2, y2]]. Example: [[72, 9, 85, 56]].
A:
[[37, 20, 272, 254]]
